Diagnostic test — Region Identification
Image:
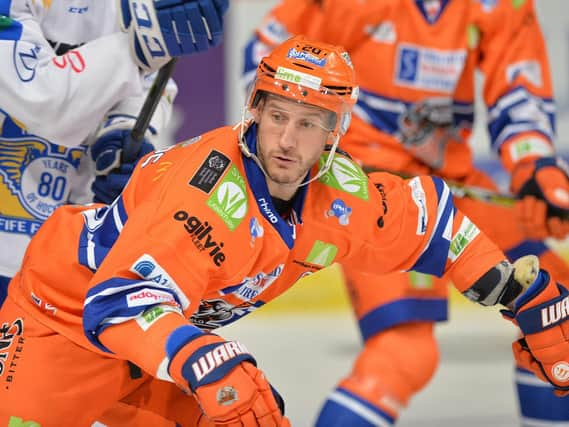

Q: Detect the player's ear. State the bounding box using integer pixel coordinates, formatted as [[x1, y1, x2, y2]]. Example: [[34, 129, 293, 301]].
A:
[[250, 98, 265, 122]]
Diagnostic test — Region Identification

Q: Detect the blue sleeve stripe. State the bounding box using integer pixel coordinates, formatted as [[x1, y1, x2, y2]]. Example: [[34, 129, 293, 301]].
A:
[[487, 87, 555, 149], [354, 90, 406, 135], [505, 240, 548, 261], [487, 86, 554, 119], [0, 16, 22, 41], [165, 324, 204, 359], [355, 92, 474, 137], [78, 198, 128, 271], [358, 298, 448, 341], [83, 278, 183, 352], [515, 368, 569, 420], [410, 178, 453, 277]]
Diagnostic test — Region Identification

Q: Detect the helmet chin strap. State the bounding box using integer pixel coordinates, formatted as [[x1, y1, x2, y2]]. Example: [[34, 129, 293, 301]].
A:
[[238, 108, 340, 191]]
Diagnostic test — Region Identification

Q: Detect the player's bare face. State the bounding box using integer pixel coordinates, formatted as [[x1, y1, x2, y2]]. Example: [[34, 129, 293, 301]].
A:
[[255, 95, 331, 199]]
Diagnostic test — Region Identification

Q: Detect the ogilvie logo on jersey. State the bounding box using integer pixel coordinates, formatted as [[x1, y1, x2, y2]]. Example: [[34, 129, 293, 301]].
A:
[[192, 341, 249, 382], [174, 211, 226, 266], [541, 295, 569, 328]]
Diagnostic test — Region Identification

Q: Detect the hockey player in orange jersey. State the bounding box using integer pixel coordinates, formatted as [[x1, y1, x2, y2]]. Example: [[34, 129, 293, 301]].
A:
[[1, 35, 569, 427], [243, 0, 569, 425]]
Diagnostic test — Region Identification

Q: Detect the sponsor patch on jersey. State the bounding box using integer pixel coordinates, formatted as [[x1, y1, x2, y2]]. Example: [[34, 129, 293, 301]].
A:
[[305, 240, 338, 267], [249, 217, 264, 246], [173, 211, 227, 266], [0, 317, 23, 372], [374, 182, 389, 228], [365, 21, 396, 44], [408, 177, 428, 235], [319, 154, 369, 200], [506, 60, 543, 87], [228, 264, 284, 302], [189, 150, 230, 193], [136, 305, 180, 331], [130, 254, 190, 308], [395, 43, 466, 93], [507, 137, 554, 163], [190, 299, 263, 329], [126, 288, 176, 308], [325, 199, 352, 225], [448, 218, 480, 261], [207, 165, 248, 231]]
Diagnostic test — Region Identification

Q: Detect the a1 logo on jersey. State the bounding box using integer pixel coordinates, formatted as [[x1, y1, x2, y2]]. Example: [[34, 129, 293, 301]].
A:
[[207, 165, 248, 231], [319, 154, 368, 200]]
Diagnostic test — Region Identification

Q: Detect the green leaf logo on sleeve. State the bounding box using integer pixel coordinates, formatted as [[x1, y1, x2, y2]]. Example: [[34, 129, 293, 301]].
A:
[[207, 165, 248, 231], [319, 154, 368, 200], [449, 218, 480, 262]]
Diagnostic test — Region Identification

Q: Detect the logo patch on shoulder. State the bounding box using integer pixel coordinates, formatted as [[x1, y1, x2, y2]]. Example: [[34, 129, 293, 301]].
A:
[[189, 150, 230, 193], [319, 154, 368, 200]]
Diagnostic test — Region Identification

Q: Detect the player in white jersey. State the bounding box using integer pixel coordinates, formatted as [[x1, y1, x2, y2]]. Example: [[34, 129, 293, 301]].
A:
[[0, 0, 229, 304]]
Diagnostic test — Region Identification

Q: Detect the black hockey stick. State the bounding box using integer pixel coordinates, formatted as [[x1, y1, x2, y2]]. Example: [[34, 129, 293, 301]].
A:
[[122, 58, 179, 163]]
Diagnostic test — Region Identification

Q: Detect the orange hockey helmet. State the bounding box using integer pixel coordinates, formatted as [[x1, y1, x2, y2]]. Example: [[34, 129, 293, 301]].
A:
[[248, 35, 359, 138]]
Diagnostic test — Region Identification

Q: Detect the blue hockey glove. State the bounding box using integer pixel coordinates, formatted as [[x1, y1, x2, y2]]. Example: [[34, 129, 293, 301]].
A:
[[91, 128, 154, 204], [119, 0, 229, 71]]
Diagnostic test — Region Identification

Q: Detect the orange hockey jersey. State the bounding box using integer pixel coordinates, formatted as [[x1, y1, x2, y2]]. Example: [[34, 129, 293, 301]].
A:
[[244, 0, 556, 177], [8, 124, 504, 379]]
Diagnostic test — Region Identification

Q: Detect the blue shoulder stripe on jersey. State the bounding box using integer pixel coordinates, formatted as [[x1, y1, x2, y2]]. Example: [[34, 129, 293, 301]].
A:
[[487, 86, 555, 150], [358, 297, 448, 341], [78, 198, 128, 271], [505, 239, 548, 261], [315, 387, 395, 427], [83, 277, 183, 353], [0, 14, 22, 41], [410, 177, 453, 277]]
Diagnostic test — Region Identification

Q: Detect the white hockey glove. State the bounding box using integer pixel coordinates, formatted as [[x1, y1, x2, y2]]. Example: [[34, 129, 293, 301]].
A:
[[118, 0, 228, 71]]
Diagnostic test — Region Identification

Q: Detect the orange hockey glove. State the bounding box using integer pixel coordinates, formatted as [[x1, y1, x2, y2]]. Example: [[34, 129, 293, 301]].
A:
[[511, 156, 569, 239], [166, 325, 290, 427], [501, 257, 569, 395]]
